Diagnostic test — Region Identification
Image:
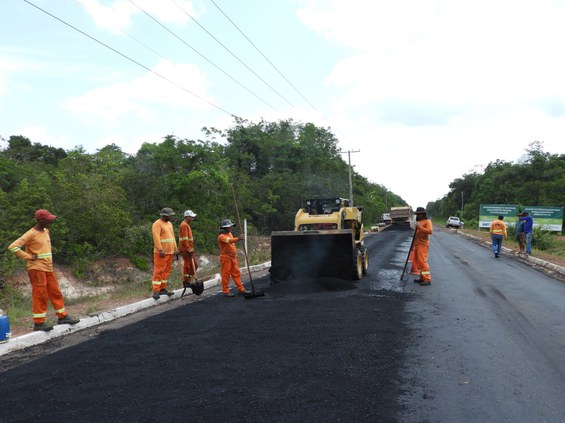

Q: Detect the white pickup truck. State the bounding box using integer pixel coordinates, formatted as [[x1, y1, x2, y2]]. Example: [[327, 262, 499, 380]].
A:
[[446, 216, 463, 228]]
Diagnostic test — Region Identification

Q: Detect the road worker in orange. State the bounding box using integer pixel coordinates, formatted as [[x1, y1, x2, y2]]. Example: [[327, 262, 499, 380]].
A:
[[8, 209, 80, 332], [151, 207, 178, 300], [412, 207, 433, 286], [217, 219, 250, 297], [490, 215, 508, 258], [179, 210, 198, 288]]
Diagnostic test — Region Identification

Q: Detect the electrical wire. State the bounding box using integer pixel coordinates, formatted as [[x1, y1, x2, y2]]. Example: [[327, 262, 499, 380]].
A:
[[128, 0, 278, 112], [70, 0, 250, 114], [208, 0, 318, 111], [23, 0, 235, 117], [170, 0, 294, 108]]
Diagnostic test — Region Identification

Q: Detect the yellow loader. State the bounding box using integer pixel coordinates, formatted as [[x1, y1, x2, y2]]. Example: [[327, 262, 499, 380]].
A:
[[270, 198, 368, 282]]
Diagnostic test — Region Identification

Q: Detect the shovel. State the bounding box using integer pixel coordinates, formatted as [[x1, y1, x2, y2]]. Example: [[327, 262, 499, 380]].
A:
[[180, 253, 203, 297]]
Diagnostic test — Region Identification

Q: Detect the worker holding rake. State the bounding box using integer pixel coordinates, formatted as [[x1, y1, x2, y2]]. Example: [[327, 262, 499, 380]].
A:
[[217, 219, 250, 297]]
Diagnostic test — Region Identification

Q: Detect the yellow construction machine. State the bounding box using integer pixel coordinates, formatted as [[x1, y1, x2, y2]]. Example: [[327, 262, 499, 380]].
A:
[[270, 198, 368, 282]]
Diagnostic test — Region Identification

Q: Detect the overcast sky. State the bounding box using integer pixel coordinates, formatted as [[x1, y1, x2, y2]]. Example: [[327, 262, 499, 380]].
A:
[[1, 0, 564, 208]]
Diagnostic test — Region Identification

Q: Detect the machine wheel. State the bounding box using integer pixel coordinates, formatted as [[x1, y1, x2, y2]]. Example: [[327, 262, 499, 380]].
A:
[[352, 249, 363, 280], [361, 248, 369, 275]]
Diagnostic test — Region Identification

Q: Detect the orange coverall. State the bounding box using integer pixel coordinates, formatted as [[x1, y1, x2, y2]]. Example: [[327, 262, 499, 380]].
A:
[[414, 218, 433, 282], [218, 232, 245, 294], [9, 228, 69, 324], [179, 220, 198, 283], [409, 247, 420, 275], [152, 218, 178, 292]]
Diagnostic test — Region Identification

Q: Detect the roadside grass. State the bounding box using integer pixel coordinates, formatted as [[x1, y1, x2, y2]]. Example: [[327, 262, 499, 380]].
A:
[[449, 226, 565, 268]]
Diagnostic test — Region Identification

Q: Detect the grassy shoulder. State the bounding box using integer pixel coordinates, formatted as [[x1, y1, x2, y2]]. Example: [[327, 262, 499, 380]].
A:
[[439, 223, 565, 268]]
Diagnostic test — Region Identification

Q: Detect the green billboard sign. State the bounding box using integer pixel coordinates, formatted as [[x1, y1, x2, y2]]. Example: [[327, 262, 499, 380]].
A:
[[479, 204, 563, 231]]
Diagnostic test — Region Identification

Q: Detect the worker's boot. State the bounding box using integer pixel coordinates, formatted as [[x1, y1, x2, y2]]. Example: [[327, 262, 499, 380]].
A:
[[159, 289, 174, 297], [57, 315, 80, 325], [34, 322, 54, 332]]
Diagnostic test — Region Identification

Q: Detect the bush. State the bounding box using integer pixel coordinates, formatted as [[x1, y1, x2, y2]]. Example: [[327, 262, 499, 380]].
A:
[[532, 227, 557, 251]]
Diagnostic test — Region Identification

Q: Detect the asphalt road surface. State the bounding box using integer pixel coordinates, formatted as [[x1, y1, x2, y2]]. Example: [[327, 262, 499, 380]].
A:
[[1, 226, 564, 423]]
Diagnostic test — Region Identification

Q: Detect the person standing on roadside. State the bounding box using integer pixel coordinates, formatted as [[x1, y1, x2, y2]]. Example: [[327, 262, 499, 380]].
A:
[[8, 209, 80, 332], [179, 210, 198, 288], [490, 215, 508, 258], [516, 212, 525, 254], [217, 219, 249, 297], [151, 208, 178, 300], [520, 211, 534, 256], [413, 207, 433, 286]]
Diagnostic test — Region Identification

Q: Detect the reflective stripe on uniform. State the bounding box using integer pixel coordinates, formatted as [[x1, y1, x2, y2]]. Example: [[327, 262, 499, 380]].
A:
[[152, 280, 161, 286], [55, 307, 66, 314], [37, 253, 52, 259], [33, 312, 47, 318], [9, 246, 21, 252], [160, 238, 175, 243], [179, 236, 193, 241]]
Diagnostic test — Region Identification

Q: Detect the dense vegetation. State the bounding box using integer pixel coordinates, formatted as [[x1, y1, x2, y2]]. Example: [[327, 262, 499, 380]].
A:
[[1, 121, 563, 282], [0, 118, 403, 278], [427, 141, 565, 229]]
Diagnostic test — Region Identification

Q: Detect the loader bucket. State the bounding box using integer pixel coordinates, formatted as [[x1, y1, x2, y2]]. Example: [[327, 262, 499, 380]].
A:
[[270, 230, 357, 281]]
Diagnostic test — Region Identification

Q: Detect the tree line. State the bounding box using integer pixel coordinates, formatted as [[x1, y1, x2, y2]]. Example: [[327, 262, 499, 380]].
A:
[[427, 141, 565, 231], [0, 118, 403, 277]]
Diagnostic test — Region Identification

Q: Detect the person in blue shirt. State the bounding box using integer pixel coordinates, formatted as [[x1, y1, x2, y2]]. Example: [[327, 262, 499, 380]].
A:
[[519, 212, 534, 255], [516, 213, 525, 254]]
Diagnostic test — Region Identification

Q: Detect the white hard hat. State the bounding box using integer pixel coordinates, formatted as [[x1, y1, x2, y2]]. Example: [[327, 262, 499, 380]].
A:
[[184, 210, 197, 218]]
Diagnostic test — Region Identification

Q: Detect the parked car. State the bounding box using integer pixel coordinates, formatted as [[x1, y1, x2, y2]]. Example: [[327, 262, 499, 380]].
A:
[[446, 216, 464, 228]]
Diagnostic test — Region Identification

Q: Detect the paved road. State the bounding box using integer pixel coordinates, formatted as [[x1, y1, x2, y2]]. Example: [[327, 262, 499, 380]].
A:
[[1, 226, 564, 422], [402, 227, 565, 422]]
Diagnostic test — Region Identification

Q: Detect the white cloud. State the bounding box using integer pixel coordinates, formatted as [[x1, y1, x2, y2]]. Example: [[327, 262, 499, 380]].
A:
[[64, 59, 211, 125], [294, 0, 565, 206], [76, 0, 200, 33], [15, 125, 54, 145]]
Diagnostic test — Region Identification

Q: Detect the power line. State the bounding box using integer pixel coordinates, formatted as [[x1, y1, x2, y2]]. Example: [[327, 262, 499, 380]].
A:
[[208, 0, 318, 111], [170, 0, 295, 109], [127, 0, 278, 112], [70, 0, 250, 114], [23, 0, 235, 117]]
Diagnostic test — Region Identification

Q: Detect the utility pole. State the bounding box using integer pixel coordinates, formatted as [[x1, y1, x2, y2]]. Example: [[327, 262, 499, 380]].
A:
[[461, 191, 464, 214], [339, 149, 360, 206]]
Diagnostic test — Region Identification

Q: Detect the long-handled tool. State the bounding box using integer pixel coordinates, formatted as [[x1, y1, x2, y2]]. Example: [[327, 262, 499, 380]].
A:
[[230, 182, 265, 299], [400, 228, 417, 281], [189, 254, 204, 295], [179, 253, 189, 298]]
